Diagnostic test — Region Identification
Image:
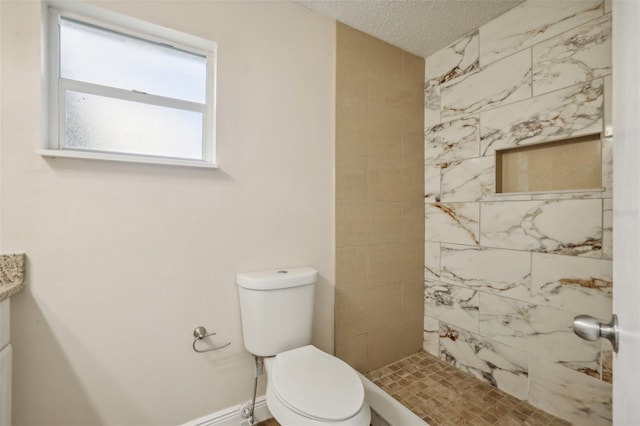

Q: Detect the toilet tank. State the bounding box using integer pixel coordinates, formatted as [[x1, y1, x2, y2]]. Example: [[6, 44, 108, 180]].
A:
[[237, 267, 317, 357]]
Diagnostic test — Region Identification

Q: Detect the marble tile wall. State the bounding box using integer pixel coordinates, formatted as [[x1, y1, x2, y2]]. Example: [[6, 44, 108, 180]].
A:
[[423, 1, 612, 424], [336, 23, 425, 373]]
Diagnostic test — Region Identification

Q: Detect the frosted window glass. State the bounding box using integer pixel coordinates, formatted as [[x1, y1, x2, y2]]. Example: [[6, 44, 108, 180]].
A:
[[60, 18, 207, 103], [64, 91, 203, 160]]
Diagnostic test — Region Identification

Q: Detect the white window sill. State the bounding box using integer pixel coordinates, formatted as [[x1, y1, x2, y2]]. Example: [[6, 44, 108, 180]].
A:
[[37, 149, 218, 169]]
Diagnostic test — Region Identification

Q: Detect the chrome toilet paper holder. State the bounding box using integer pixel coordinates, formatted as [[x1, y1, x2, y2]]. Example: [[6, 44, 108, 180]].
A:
[[192, 326, 231, 353]]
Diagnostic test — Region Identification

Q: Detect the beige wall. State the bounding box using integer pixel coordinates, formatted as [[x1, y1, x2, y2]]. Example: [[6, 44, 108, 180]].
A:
[[335, 23, 425, 373], [1, 1, 335, 424]]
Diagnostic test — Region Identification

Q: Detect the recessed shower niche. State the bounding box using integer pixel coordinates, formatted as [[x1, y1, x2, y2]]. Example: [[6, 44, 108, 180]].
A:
[[495, 133, 603, 194]]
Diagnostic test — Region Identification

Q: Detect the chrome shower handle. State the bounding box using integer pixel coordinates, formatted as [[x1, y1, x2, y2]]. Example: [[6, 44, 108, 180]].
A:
[[573, 314, 619, 353]]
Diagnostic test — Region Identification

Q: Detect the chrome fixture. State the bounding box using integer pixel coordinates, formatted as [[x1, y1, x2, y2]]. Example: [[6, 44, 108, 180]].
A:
[[573, 314, 619, 353], [192, 326, 231, 353]]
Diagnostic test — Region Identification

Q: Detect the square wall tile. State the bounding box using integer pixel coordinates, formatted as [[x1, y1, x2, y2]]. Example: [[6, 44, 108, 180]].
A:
[[336, 333, 369, 373]]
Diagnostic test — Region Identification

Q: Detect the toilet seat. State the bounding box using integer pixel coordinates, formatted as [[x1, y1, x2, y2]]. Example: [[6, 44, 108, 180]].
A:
[[270, 345, 365, 422]]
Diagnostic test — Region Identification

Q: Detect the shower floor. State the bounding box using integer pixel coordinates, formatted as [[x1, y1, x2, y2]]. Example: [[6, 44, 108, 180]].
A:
[[365, 351, 570, 426], [256, 350, 571, 426]]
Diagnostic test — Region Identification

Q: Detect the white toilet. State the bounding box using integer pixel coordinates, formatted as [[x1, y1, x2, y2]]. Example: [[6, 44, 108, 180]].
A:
[[237, 267, 371, 426]]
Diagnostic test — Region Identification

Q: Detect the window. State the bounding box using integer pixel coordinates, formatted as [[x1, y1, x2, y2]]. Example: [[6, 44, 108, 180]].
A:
[[42, 4, 217, 167]]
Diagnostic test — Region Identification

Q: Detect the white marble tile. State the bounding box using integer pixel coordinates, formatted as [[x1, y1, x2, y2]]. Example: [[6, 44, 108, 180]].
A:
[[439, 323, 529, 399], [424, 79, 440, 127], [479, 293, 601, 378], [604, 74, 612, 133], [425, 202, 480, 245], [424, 241, 440, 280], [480, 79, 604, 156], [480, 199, 602, 257], [530, 190, 605, 201], [423, 315, 440, 356], [480, 0, 604, 66], [602, 198, 612, 259], [441, 50, 532, 121], [424, 165, 441, 202], [533, 14, 612, 96], [604, 0, 611, 14], [602, 135, 613, 198], [425, 30, 479, 84], [425, 281, 478, 332], [440, 156, 493, 202], [601, 341, 612, 383], [531, 253, 612, 320], [529, 357, 612, 425], [425, 116, 479, 165], [440, 243, 532, 302]]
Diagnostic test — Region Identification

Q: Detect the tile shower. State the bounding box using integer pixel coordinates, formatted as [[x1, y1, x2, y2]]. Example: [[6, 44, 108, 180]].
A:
[[336, 0, 613, 425]]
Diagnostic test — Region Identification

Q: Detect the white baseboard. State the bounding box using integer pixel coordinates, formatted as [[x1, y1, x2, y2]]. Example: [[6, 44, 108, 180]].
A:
[[182, 396, 272, 426]]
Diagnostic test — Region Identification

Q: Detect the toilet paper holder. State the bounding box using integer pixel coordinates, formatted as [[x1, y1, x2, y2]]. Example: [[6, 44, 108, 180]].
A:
[[192, 326, 231, 353]]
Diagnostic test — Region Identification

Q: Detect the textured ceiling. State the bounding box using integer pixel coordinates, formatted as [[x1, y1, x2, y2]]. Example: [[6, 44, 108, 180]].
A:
[[296, 0, 525, 58]]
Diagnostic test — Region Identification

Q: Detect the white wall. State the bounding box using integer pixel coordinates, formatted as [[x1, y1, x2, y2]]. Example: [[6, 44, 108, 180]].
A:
[[1, 1, 336, 424]]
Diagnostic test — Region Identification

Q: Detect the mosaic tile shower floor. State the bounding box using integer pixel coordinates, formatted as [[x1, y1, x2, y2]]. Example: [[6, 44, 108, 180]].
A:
[[257, 351, 572, 426]]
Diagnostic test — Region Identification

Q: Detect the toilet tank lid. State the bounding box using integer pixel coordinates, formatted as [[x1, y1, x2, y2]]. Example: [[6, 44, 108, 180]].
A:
[[236, 267, 318, 290]]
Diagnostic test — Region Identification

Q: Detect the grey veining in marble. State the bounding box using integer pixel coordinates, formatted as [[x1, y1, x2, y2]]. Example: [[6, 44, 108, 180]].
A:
[[440, 156, 493, 202], [479, 0, 604, 66], [480, 199, 602, 257], [424, 79, 441, 127], [0, 253, 26, 301], [441, 49, 531, 121], [424, 241, 440, 281], [533, 14, 611, 96], [529, 357, 611, 425], [602, 199, 612, 259], [424, 165, 441, 202], [480, 79, 603, 156], [425, 281, 478, 332], [531, 253, 612, 320], [439, 323, 529, 399], [425, 116, 479, 165], [425, 202, 480, 246], [440, 243, 532, 302], [425, 30, 479, 85], [423, 315, 440, 357], [479, 293, 601, 378]]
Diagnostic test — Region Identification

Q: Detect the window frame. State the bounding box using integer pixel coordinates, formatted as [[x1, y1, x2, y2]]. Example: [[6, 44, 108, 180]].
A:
[[41, 2, 218, 168]]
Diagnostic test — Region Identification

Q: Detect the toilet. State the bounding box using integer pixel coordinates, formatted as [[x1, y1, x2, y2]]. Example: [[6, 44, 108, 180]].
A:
[[237, 267, 371, 426]]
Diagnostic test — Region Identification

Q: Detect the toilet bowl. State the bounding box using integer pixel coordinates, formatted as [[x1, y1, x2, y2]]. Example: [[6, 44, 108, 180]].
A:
[[236, 267, 371, 425], [264, 345, 370, 426]]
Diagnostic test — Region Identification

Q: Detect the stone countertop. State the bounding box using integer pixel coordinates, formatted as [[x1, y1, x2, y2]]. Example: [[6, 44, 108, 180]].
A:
[[0, 254, 25, 302]]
